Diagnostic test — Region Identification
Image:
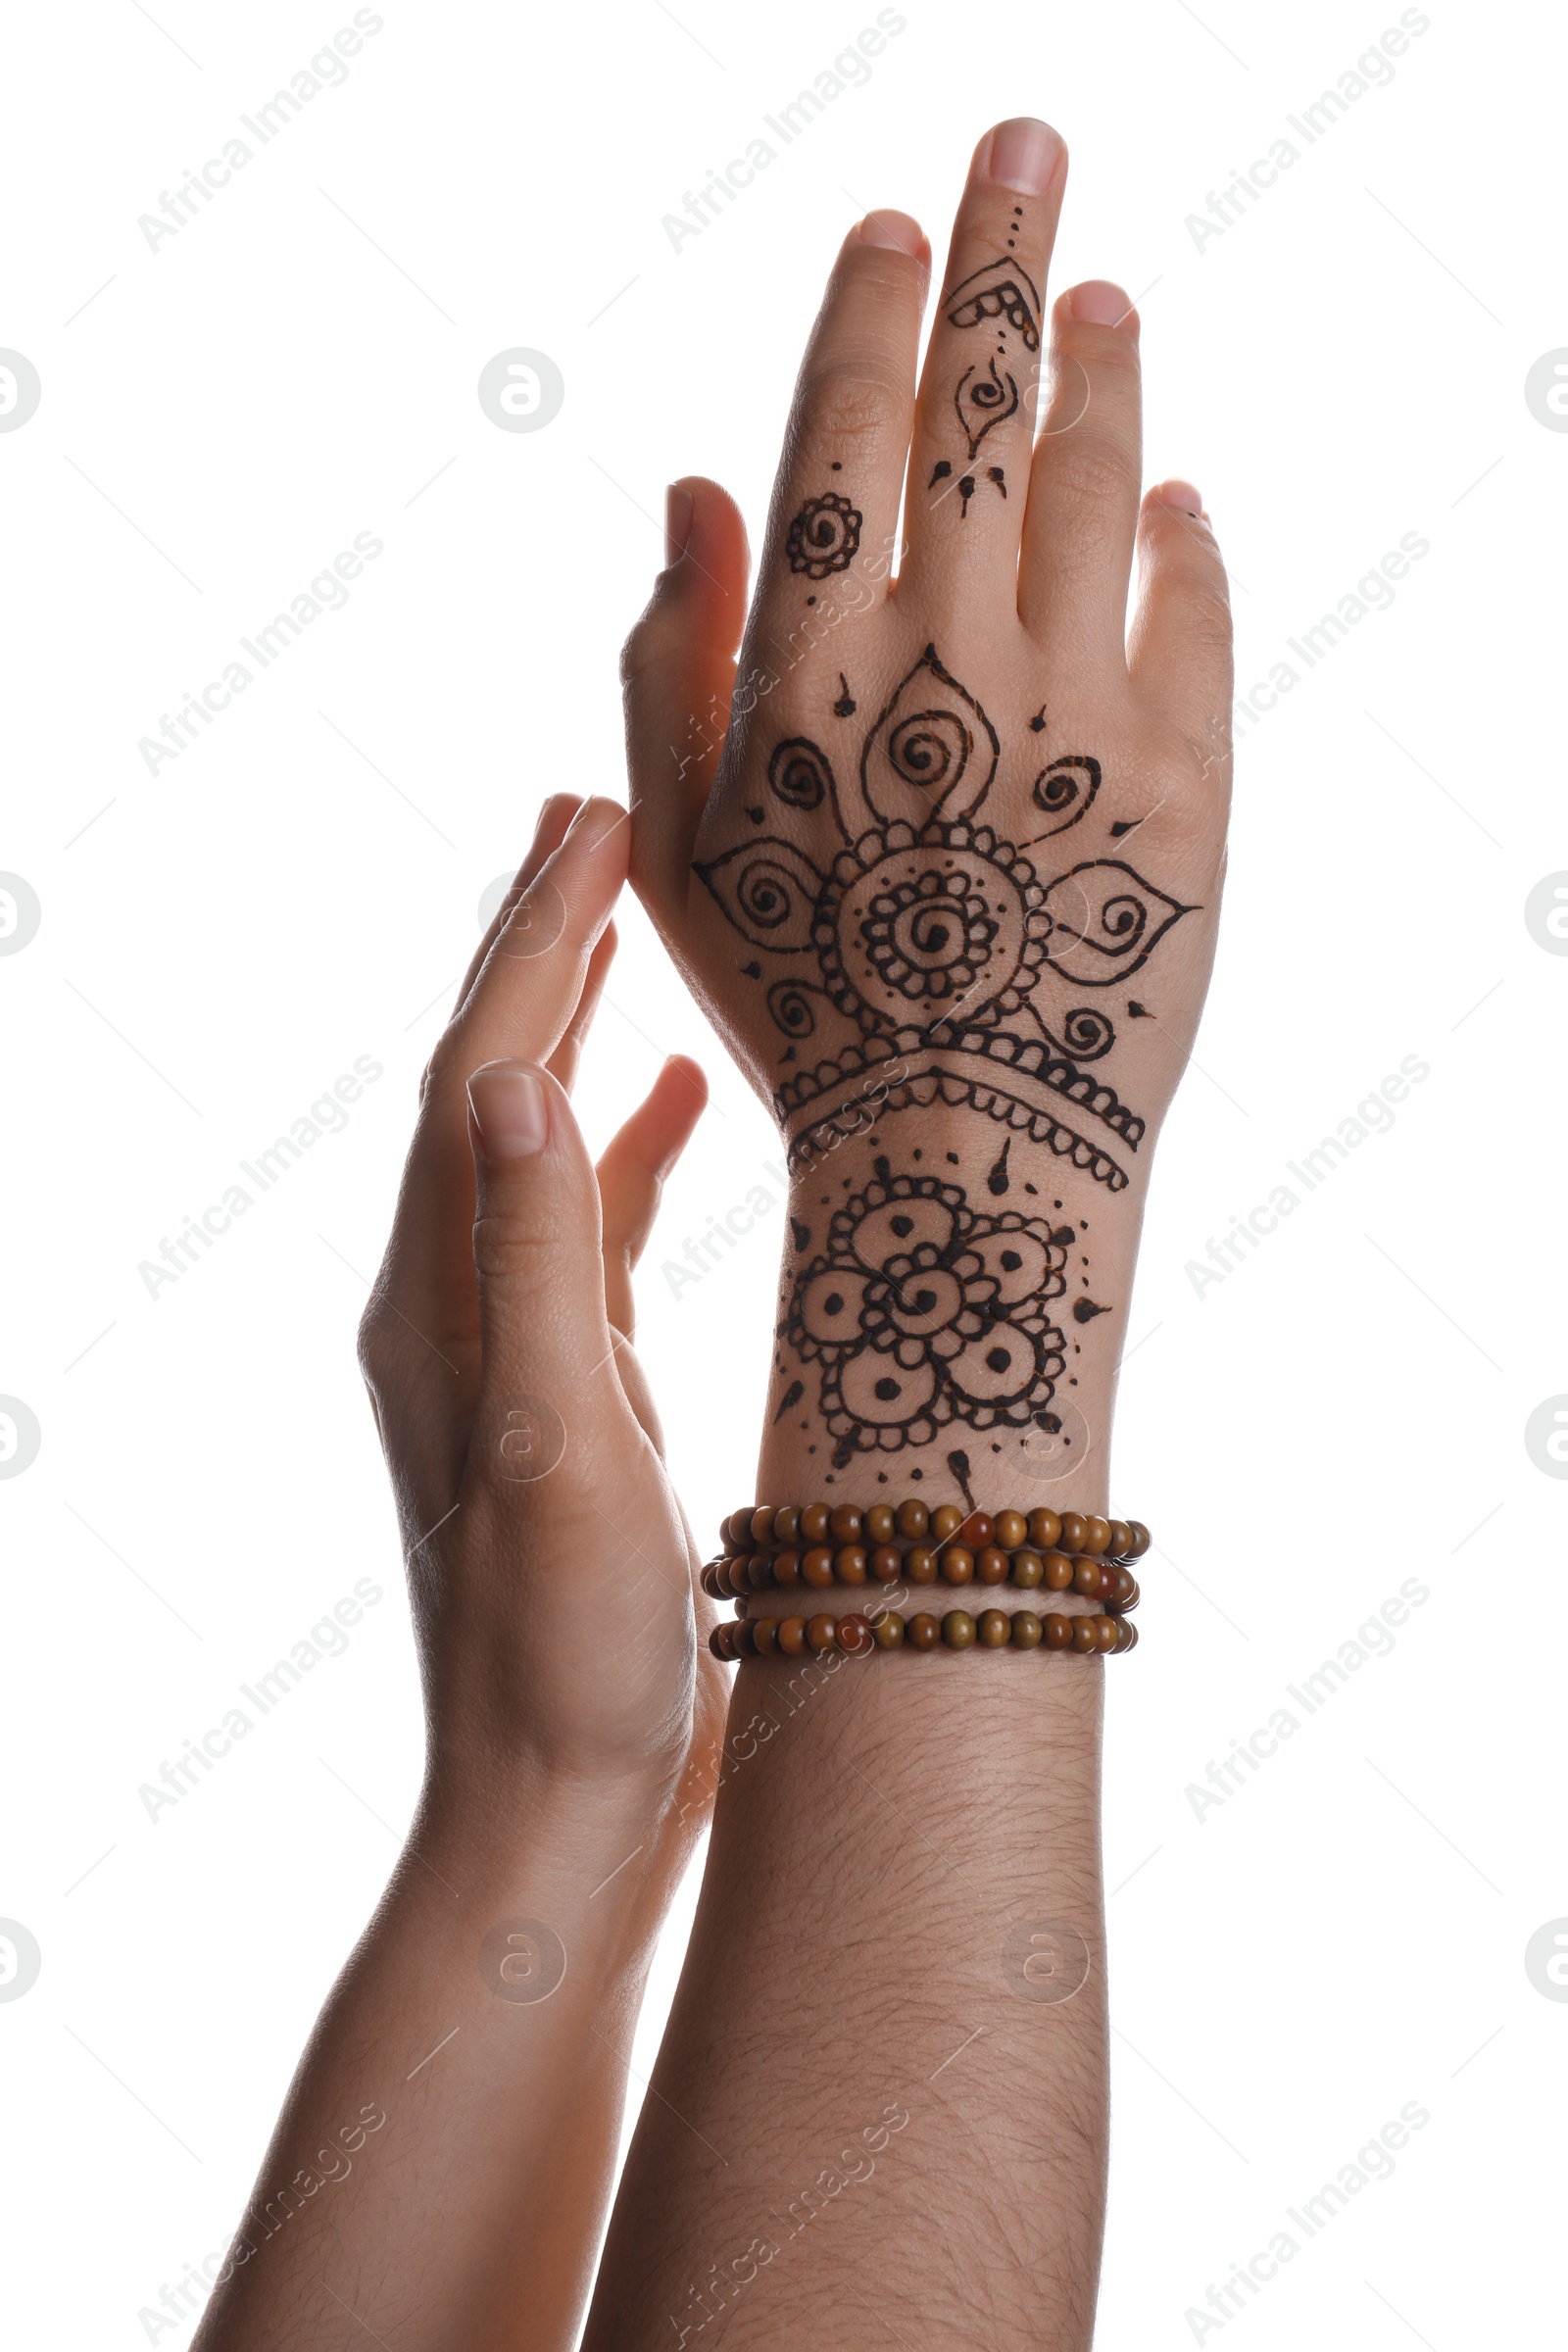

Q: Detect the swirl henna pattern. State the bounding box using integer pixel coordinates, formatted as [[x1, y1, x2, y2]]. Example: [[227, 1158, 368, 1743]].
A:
[[955, 358, 1019, 459], [693, 648, 1197, 1183], [786, 492, 861, 579]]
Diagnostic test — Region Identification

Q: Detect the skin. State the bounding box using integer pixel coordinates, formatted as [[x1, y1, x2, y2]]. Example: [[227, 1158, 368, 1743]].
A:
[[588, 118, 1233, 2348], [192, 793, 725, 2352]]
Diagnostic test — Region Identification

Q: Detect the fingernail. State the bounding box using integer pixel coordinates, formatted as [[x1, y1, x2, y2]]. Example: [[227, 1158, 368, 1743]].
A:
[[1069, 279, 1134, 328], [467, 1065, 548, 1159], [1156, 479, 1204, 518], [664, 483, 693, 566], [858, 208, 924, 254], [564, 797, 627, 847], [982, 118, 1064, 196]]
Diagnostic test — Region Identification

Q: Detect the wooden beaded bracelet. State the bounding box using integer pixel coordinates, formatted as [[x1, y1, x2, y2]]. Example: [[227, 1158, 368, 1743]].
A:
[[720, 1502, 1150, 1564], [702, 1547, 1142, 1612], [708, 1607, 1140, 1663]]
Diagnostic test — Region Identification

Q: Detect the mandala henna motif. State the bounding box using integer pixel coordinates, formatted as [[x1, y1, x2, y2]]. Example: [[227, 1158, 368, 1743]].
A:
[[786, 1166, 1069, 1456], [692, 647, 1196, 1184], [786, 492, 861, 578], [944, 258, 1043, 352]]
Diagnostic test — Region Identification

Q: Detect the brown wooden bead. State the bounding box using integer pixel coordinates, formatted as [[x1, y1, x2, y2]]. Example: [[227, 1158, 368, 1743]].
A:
[[721, 1509, 752, 1552], [1121, 1620, 1140, 1649], [1010, 1610, 1044, 1648], [976, 1546, 1009, 1585], [802, 1546, 835, 1589], [1095, 1615, 1120, 1653], [1127, 1520, 1151, 1559], [771, 1504, 802, 1545], [1096, 1561, 1119, 1602], [906, 1545, 939, 1584], [800, 1501, 832, 1544], [1044, 1551, 1075, 1592], [942, 1609, 977, 1648], [906, 1611, 941, 1649], [700, 1561, 722, 1598], [717, 1557, 745, 1597], [834, 1545, 868, 1586], [734, 1617, 760, 1656], [976, 1608, 1010, 1648], [1117, 1574, 1141, 1614], [1059, 1511, 1087, 1554], [1105, 1518, 1133, 1560], [930, 1502, 963, 1543], [776, 1615, 808, 1656], [870, 1545, 903, 1583], [995, 1509, 1028, 1552], [749, 1554, 776, 1591], [1010, 1548, 1045, 1590], [958, 1510, 995, 1549], [1110, 1617, 1132, 1652], [1074, 1557, 1102, 1596], [709, 1622, 736, 1660], [828, 1504, 862, 1544], [750, 1506, 775, 1547], [939, 1544, 975, 1587], [773, 1549, 802, 1590], [896, 1497, 929, 1538], [806, 1613, 838, 1653], [837, 1613, 874, 1655], [1071, 1615, 1100, 1653], [1043, 1612, 1073, 1649], [870, 1608, 906, 1648], [753, 1615, 779, 1655], [1081, 1514, 1111, 1556], [864, 1503, 896, 1545], [732, 1592, 750, 1618], [1028, 1507, 1061, 1550]]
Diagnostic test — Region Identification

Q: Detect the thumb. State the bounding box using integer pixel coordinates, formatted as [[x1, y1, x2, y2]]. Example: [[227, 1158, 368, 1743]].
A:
[[464, 1059, 631, 1495], [621, 475, 750, 930]]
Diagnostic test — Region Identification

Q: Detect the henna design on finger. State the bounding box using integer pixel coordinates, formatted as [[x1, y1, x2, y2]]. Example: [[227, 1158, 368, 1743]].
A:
[[955, 358, 1018, 458], [944, 258, 1043, 352], [786, 492, 861, 578], [927, 460, 1006, 519]]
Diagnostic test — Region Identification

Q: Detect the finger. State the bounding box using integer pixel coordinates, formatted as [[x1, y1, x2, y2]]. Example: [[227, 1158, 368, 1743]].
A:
[[453, 792, 581, 1018], [375, 800, 629, 1351], [596, 1055, 709, 1339], [464, 1060, 646, 1503], [901, 120, 1066, 607], [742, 210, 927, 657], [1018, 282, 1145, 662], [545, 920, 616, 1095], [1127, 482, 1234, 761], [622, 477, 750, 931]]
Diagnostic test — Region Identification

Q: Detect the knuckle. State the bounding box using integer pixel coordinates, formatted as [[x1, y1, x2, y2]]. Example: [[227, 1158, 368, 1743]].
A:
[[1044, 432, 1143, 514], [795, 359, 903, 448], [471, 1205, 580, 1285]]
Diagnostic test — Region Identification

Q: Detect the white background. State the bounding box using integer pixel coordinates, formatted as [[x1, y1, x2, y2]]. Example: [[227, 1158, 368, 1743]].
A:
[[2, 0, 1564, 2343]]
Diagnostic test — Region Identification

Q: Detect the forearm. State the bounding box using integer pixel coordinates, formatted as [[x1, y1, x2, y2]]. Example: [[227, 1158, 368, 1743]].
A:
[[588, 1139, 1120, 2350], [195, 1761, 689, 2352]]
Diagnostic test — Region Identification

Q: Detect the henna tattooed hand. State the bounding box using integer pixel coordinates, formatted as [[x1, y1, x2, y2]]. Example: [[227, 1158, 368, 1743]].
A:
[[622, 119, 1232, 1503]]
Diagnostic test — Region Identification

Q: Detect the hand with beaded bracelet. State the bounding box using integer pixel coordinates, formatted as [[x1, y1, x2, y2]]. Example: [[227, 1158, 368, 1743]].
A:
[[588, 116, 1231, 2352], [194, 798, 725, 2352]]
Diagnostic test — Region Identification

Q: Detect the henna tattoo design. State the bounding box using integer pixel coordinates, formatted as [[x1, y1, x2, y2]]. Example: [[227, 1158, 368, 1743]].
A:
[[928, 460, 1006, 518], [944, 258, 1043, 352], [955, 358, 1018, 458], [694, 648, 1196, 1184], [833, 673, 857, 718], [785, 1162, 1069, 1459], [786, 492, 860, 578]]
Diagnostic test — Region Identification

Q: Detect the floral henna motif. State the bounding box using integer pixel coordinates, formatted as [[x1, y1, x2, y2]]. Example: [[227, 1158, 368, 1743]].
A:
[[786, 492, 861, 578], [692, 647, 1197, 1179], [787, 1165, 1069, 1457]]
